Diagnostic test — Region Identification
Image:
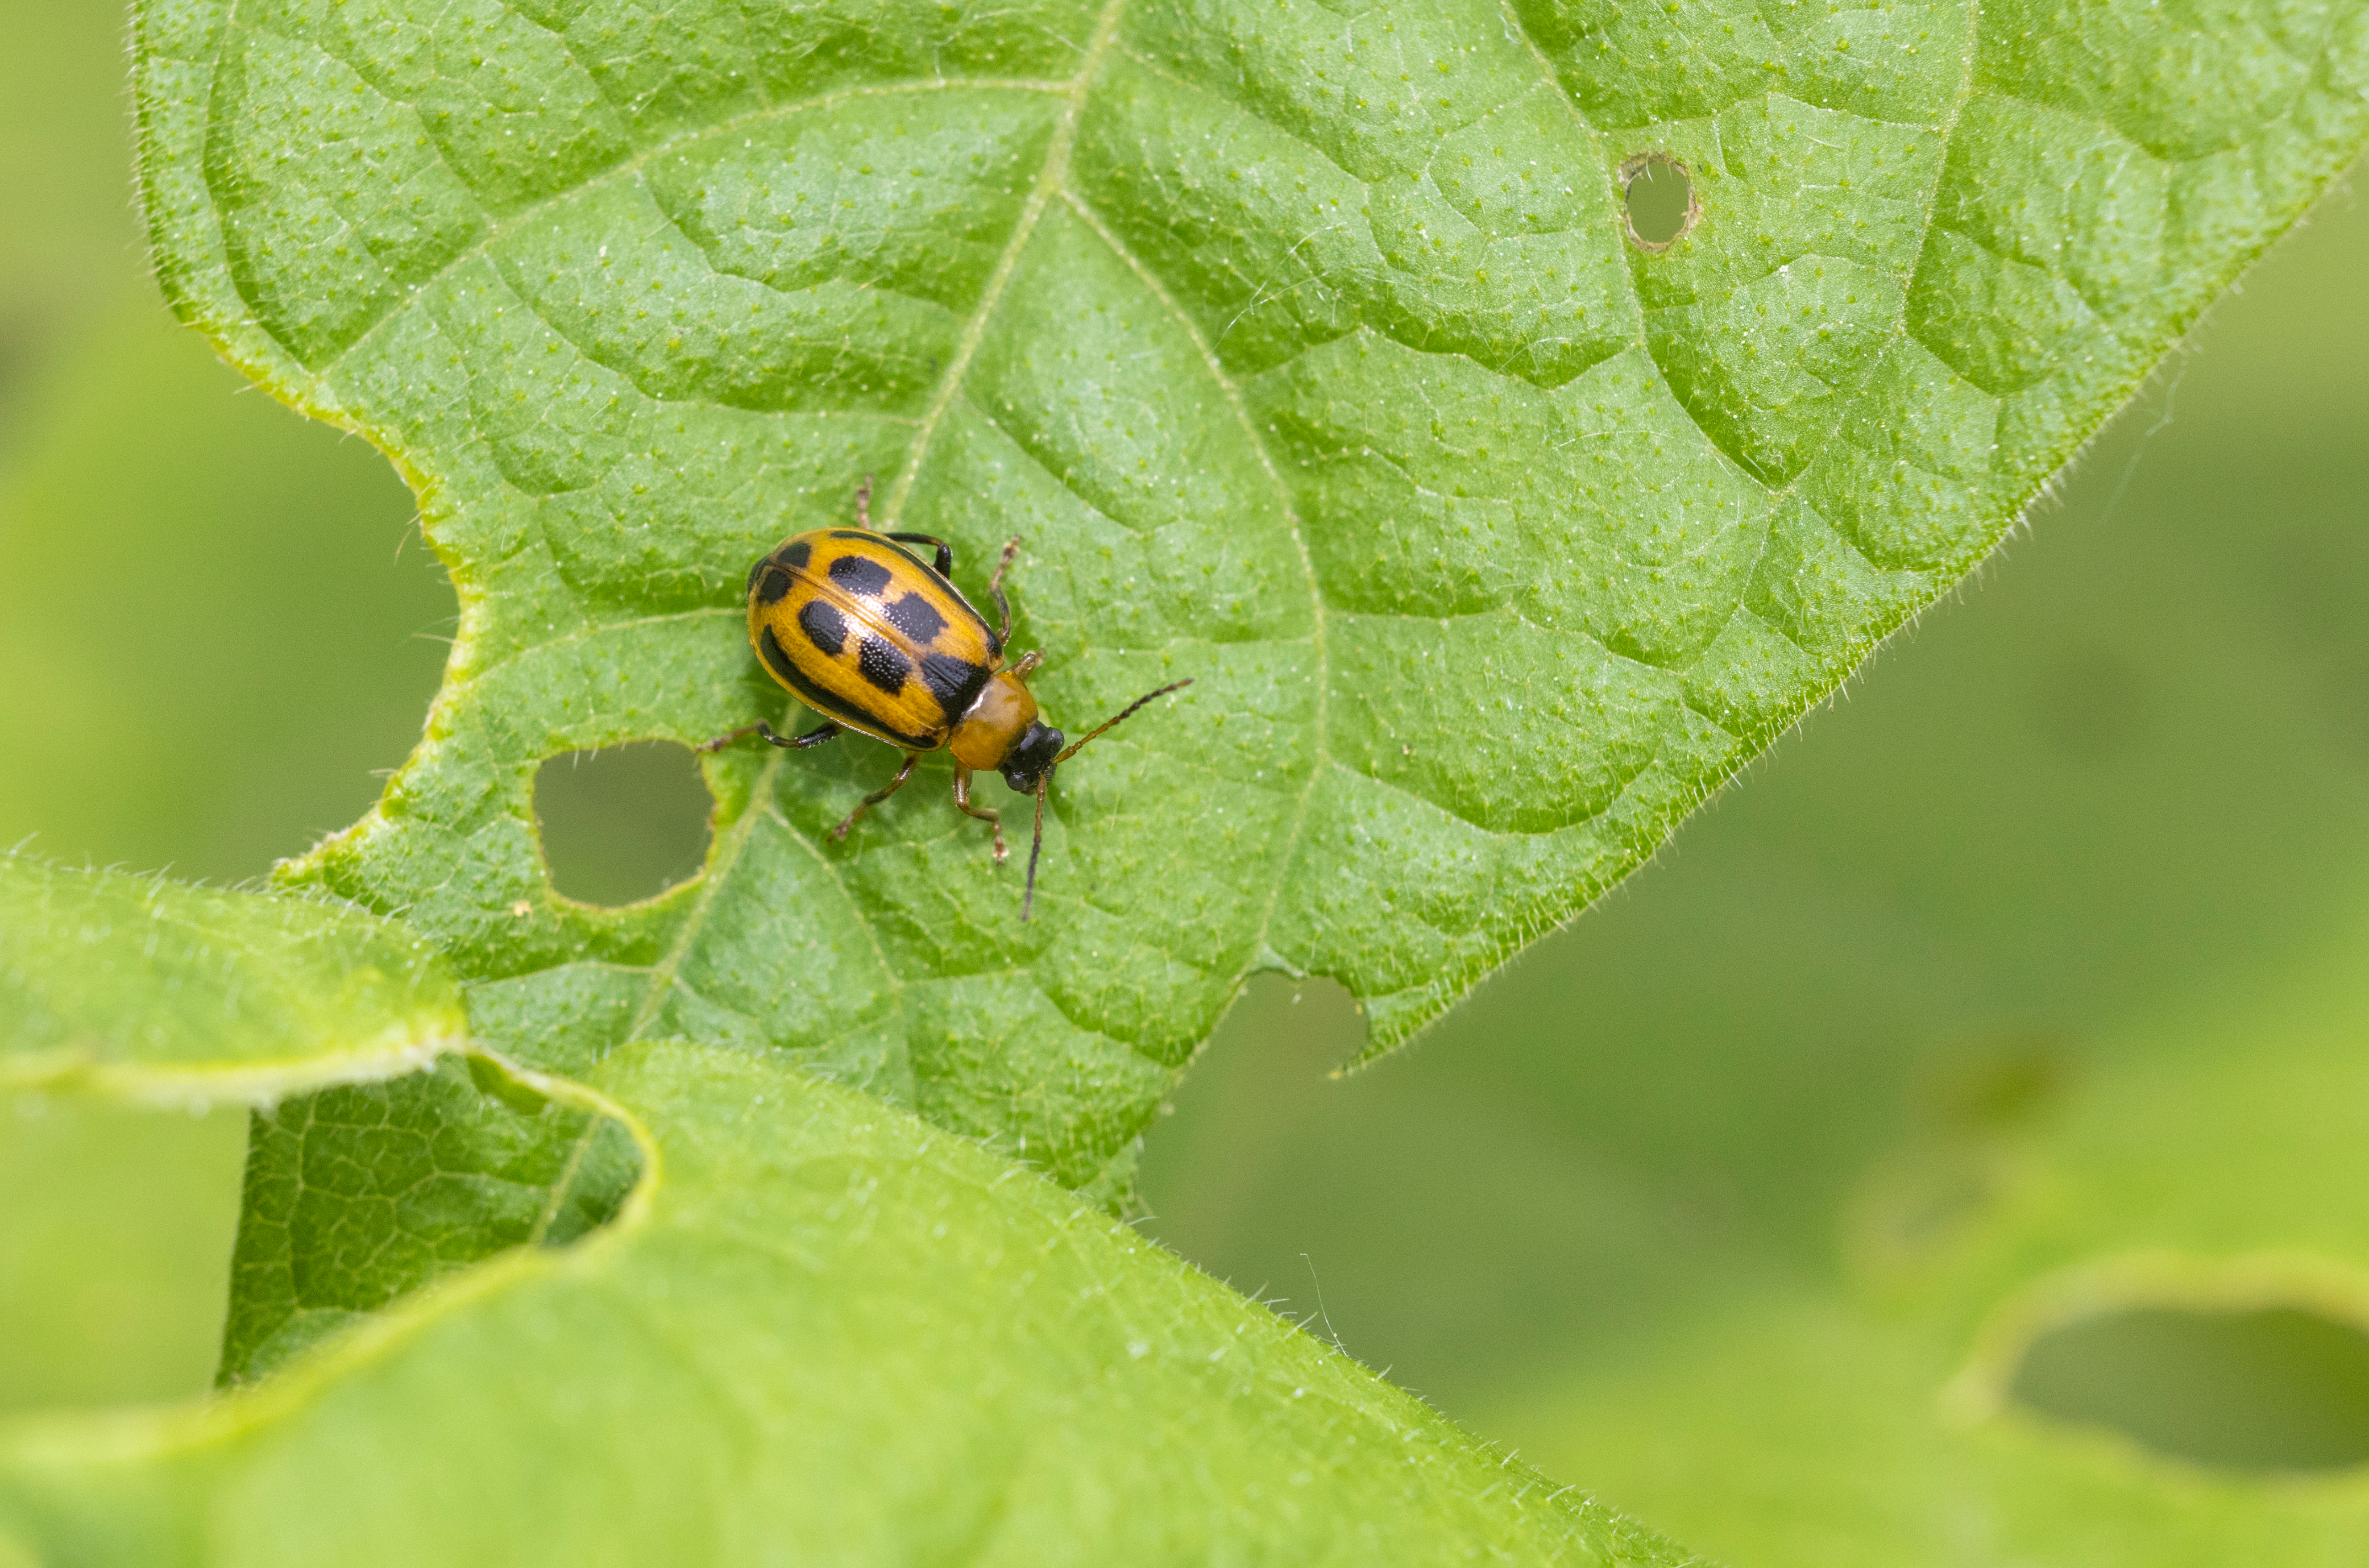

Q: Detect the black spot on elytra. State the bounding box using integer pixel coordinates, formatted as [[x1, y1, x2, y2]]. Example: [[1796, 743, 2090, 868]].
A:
[[883, 592, 949, 644], [828, 529, 872, 541], [779, 539, 811, 570], [745, 558, 766, 597], [920, 653, 990, 717], [799, 600, 848, 657], [828, 553, 895, 596], [858, 636, 910, 694], [758, 626, 803, 686], [753, 566, 793, 606]]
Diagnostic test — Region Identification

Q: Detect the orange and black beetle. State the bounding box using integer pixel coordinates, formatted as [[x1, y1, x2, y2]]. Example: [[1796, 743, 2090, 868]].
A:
[[702, 480, 1188, 916]]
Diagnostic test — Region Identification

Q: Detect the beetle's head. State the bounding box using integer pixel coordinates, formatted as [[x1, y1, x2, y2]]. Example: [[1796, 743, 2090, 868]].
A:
[[998, 721, 1065, 794]]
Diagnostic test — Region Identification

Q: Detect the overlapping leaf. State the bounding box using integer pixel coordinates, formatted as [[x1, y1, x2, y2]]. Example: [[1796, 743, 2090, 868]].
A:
[[0, 856, 633, 1384], [0, 854, 460, 1101], [9, 1044, 1703, 1568]]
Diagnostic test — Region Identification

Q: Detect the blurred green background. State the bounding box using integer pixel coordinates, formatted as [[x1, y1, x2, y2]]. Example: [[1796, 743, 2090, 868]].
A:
[[3, 2, 2367, 1558], [0, 3, 447, 1411]]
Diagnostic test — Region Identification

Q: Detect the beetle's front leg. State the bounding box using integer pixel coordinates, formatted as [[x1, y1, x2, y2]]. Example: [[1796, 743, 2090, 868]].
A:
[[952, 768, 1007, 864]]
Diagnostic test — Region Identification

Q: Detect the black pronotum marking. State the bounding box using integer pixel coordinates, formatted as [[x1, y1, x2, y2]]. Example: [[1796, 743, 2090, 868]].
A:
[[828, 553, 895, 596], [798, 600, 849, 657], [753, 566, 793, 606], [919, 653, 991, 717], [779, 540, 812, 570], [883, 592, 948, 644], [857, 635, 911, 694]]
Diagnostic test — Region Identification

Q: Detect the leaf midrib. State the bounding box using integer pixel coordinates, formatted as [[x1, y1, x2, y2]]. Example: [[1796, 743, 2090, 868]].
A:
[[581, 0, 1337, 1086]]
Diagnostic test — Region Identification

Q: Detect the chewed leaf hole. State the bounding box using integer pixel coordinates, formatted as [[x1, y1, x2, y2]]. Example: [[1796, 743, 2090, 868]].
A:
[[1620, 154, 1698, 252], [2010, 1304, 2369, 1472], [533, 741, 713, 907]]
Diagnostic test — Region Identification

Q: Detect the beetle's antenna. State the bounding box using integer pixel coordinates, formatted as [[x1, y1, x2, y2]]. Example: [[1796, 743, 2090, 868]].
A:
[[1023, 679, 1189, 919], [1022, 777, 1049, 921], [1053, 679, 1193, 765], [854, 474, 873, 531]]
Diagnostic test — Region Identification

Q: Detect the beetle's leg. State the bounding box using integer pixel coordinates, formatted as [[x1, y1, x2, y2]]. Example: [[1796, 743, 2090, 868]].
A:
[[695, 723, 764, 754], [695, 719, 841, 754], [1010, 650, 1043, 680], [952, 768, 1007, 864], [886, 532, 954, 576], [764, 719, 843, 750], [830, 752, 919, 841], [853, 474, 873, 531], [987, 537, 1022, 645]]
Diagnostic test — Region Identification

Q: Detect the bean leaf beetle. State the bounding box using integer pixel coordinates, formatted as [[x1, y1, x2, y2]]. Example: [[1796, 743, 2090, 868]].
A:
[[702, 480, 1189, 918]]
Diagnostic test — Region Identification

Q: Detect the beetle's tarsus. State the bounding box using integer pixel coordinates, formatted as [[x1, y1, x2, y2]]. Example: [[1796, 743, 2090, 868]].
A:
[[696, 723, 763, 754]]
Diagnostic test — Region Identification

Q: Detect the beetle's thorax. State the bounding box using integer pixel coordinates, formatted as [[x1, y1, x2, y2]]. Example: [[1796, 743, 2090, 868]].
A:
[[948, 669, 1039, 771]]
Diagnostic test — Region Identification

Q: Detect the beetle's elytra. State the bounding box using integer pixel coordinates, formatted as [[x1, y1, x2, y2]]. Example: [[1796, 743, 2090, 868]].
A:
[[702, 479, 1189, 918]]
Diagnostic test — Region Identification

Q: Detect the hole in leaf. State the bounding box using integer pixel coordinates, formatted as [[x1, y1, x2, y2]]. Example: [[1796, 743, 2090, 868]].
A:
[[2010, 1304, 2369, 1472], [533, 741, 713, 907], [1621, 154, 1698, 252]]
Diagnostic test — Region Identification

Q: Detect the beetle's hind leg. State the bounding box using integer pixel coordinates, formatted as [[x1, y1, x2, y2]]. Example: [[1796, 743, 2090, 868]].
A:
[[952, 768, 1007, 864], [830, 752, 919, 841], [765, 720, 843, 750], [696, 719, 841, 754]]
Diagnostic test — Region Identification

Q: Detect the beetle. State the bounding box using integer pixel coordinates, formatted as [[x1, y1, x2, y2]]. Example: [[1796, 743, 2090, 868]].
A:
[[700, 479, 1189, 918]]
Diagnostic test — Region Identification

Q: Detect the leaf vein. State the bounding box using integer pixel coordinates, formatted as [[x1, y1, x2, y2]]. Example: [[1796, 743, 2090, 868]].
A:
[[305, 74, 1075, 385]]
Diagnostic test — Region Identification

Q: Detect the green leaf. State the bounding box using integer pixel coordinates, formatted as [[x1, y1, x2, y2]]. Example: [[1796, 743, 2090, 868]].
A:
[[0, 856, 1687, 1557], [0, 855, 462, 1103], [0, 1042, 1699, 1567], [0, 857, 633, 1387], [131, 0, 2369, 1215]]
